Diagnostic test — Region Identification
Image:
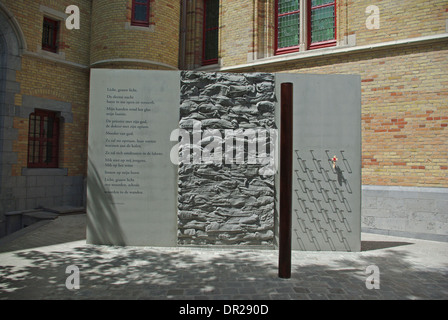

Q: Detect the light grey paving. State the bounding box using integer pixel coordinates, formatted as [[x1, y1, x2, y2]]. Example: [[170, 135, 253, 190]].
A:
[[0, 214, 447, 300]]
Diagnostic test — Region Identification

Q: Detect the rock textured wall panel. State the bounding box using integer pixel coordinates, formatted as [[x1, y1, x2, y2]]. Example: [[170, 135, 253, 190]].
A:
[[177, 71, 276, 245]]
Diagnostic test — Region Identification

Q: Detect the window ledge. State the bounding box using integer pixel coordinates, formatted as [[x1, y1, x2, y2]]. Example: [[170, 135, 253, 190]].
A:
[[24, 50, 88, 69], [36, 47, 66, 60], [194, 61, 221, 72], [125, 22, 155, 32], [22, 168, 68, 176], [220, 33, 448, 72], [39, 5, 67, 20]]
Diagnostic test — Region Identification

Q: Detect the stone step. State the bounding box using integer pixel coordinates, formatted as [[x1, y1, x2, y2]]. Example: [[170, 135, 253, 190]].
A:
[[43, 206, 85, 214], [2, 206, 85, 238], [22, 211, 59, 228]]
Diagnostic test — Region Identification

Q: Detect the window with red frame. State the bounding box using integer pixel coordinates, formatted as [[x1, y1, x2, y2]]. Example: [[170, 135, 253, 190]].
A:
[[275, 0, 336, 55], [308, 0, 336, 49], [28, 110, 60, 168], [202, 0, 219, 65], [275, 0, 301, 54], [131, 0, 150, 27], [42, 17, 59, 53]]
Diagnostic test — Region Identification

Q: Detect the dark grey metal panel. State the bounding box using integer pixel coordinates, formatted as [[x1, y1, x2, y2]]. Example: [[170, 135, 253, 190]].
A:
[[276, 74, 361, 252]]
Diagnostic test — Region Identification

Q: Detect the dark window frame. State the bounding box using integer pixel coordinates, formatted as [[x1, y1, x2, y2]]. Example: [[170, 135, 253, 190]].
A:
[[27, 109, 60, 168], [131, 0, 151, 27], [202, 0, 219, 66], [42, 17, 59, 53]]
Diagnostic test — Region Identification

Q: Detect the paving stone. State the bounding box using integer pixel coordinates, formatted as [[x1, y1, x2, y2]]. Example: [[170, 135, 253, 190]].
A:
[[0, 219, 447, 300]]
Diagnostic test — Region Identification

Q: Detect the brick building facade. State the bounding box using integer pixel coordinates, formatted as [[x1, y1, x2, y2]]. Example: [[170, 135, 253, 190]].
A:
[[0, 0, 447, 240]]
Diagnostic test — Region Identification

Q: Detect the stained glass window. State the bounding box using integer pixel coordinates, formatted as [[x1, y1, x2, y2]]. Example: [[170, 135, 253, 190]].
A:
[[276, 0, 300, 52], [275, 0, 336, 54], [310, 0, 336, 46]]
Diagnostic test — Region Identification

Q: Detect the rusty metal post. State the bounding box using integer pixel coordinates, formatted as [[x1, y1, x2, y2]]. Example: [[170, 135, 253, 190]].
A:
[[279, 82, 293, 279]]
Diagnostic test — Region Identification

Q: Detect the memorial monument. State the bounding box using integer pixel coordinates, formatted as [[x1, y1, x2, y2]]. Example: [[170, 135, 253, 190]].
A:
[[87, 69, 361, 251]]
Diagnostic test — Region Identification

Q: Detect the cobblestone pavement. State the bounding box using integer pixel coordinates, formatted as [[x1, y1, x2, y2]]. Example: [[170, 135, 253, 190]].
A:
[[0, 214, 447, 300]]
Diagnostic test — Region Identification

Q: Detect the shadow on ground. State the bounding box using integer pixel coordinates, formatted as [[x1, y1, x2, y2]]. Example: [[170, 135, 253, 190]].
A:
[[0, 214, 87, 253], [361, 240, 413, 251], [0, 242, 447, 300]]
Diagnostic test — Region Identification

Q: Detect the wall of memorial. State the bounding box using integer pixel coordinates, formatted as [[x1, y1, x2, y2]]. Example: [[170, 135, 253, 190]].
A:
[[87, 69, 362, 251], [87, 69, 179, 246], [177, 71, 276, 246]]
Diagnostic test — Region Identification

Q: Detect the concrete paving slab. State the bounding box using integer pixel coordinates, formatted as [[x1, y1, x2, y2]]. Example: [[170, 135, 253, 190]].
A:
[[0, 214, 446, 300]]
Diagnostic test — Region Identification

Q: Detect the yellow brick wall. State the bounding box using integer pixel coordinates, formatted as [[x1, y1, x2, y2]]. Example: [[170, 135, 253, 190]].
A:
[[3, 0, 182, 178], [2, 0, 92, 66], [213, 0, 448, 187], [12, 56, 90, 177], [348, 0, 448, 46], [232, 41, 448, 187], [2, 0, 91, 177], [90, 0, 180, 69], [220, 0, 254, 67], [216, 0, 448, 68]]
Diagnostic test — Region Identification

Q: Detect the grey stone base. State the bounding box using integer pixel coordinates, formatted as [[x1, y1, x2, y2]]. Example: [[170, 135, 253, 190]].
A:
[[0, 170, 85, 221], [0, 220, 5, 238], [3, 205, 85, 237], [362, 227, 448, 243], [4, 209, 58, 235], [362, 185, 448, 242], [180, 244, 275, 251]]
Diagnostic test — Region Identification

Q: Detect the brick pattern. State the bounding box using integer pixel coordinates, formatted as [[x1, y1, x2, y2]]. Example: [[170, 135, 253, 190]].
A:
[[2, 0, 91, 179], [359, 44, 448, 187], [235, 42, 448, 187], [90, 0, 180, 68], [347, 0, 448, 46], [215, 0, 448, 67], [220, 0, 253, 66], [12, 56, 89, 177], [210, 1, 448, 188], [3, 0, 92, 66], [2, 0, 182, 180]]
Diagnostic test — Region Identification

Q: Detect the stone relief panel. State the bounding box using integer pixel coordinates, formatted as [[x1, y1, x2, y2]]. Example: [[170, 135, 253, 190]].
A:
[[177, 71, 277, 245]]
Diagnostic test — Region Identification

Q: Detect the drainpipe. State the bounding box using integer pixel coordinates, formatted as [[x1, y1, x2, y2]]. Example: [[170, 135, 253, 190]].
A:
[[179, 0, 187, 70]]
